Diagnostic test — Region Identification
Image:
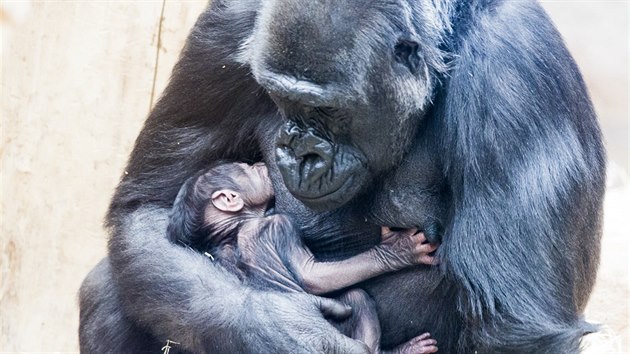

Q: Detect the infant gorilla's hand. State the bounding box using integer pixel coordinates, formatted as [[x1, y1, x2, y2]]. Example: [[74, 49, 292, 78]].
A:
[[373, 227, 438, 272]]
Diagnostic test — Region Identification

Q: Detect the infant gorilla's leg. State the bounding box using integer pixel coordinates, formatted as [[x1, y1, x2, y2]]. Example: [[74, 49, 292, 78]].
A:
[[335, 289, 438, 354], [335, 289, 381, 352]]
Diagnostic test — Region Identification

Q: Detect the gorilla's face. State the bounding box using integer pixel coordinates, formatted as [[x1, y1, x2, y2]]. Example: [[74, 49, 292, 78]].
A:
[[243, 0, 449, 210]]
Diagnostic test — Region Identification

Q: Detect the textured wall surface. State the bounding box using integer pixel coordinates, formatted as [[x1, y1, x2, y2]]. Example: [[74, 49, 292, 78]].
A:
[[0, 2, 208, 351], [1, 1, 627, 352]]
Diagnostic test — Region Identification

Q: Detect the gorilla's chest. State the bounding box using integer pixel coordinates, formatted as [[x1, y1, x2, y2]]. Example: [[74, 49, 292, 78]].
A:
[[298, 180, 446, 260], [366, 179, 448, 244]]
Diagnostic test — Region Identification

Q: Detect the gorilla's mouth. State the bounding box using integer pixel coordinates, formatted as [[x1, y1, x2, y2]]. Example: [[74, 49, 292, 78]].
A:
[[275, 121, 368, 210]]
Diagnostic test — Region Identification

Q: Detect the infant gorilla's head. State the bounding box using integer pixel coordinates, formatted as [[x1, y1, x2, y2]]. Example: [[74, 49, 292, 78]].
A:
[[167, 161, 274, 249], [201, 162, 274, 220]]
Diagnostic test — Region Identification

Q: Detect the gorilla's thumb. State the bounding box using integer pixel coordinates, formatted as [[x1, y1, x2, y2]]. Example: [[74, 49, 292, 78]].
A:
[[316, 296, 352, 321]]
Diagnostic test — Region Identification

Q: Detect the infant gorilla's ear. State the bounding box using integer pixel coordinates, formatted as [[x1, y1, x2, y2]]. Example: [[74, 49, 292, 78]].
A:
[[211, 189, 245, 212]]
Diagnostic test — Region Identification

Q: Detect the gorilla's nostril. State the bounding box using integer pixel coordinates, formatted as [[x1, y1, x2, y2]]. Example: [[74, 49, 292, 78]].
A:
[[281, 123, 334, 185], [275, 120, 367, 207]]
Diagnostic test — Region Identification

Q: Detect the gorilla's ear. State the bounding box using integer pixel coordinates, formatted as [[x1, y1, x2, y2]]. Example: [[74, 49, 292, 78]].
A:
[[394, 39, 423, 75], [211, 190, 244, 212]]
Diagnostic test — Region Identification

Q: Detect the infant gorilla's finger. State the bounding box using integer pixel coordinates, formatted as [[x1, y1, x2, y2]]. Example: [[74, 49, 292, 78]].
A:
[[418, 255, 437, 265], [420, 344, 438, 353], [381, 226, 391, 235], [412, 232, 427, 243], [415, 242, 438, 254], [399, 228, 418, 238], [417, 333, 431, 340], [418, 340, 438, 353]]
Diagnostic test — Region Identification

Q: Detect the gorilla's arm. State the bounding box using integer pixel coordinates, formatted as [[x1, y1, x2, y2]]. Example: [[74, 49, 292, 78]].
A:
[[101, 2, 368, 353], [436, 2, 605, 352], [108, 207, 247, 350], [108, 206, 361, 353]]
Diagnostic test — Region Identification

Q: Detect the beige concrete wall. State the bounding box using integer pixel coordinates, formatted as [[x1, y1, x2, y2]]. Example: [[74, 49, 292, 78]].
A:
[[1, 1, 627, 352], [0, 1, 208, 352]]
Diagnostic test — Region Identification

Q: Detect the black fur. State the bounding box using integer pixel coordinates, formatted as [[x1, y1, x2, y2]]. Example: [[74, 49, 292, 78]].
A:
[[79, 0, 605, 353]]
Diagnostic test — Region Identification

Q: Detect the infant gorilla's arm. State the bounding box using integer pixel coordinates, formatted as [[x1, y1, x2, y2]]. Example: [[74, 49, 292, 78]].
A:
[[275, 218, 438, 295]]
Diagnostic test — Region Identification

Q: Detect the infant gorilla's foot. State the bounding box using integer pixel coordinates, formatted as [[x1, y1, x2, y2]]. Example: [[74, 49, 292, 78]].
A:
[[393, 333, 438, 354]]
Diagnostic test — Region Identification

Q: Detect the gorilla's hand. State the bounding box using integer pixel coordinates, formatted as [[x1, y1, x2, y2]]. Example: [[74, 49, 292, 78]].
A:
[[238, 291, 370, 354]]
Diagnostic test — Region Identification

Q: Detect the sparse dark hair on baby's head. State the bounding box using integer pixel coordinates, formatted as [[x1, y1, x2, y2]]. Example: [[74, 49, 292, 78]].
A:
[[167, 161, 250, 250]]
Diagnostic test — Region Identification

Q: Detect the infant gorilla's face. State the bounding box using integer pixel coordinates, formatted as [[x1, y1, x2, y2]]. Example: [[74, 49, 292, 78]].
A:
[[235, 162, 274, 209]]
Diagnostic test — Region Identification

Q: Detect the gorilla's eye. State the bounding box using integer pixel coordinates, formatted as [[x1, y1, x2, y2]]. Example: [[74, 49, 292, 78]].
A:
[[394, 40, 421, 74]]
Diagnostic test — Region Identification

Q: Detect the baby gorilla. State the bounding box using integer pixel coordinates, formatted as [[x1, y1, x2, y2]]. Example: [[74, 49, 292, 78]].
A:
[[167, 162, 439, 354]]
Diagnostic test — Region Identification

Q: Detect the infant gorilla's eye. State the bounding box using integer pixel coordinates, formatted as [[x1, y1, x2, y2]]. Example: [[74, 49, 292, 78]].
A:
[[264, 197, 276, 216]]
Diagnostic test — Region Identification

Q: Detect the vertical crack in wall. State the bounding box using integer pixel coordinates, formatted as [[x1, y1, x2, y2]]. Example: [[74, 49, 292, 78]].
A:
[[149, 0, 167, 112]]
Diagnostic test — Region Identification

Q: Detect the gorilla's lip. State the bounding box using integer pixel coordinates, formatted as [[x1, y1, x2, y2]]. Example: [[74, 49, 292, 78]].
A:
[[275, 120, 367, 210], [291, 174, 363, 210]]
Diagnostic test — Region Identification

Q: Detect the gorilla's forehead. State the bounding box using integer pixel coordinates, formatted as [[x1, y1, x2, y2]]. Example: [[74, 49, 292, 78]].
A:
[[251, 0, 454, 41], [242, 1, 397, 90], [240, 0, 452, 104]]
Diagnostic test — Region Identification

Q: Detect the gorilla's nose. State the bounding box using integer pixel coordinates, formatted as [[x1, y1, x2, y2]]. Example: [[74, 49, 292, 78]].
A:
[[278, 124, 334, 186]]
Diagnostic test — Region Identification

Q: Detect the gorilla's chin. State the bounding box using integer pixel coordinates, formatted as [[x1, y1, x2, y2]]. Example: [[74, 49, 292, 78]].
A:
[[291, 172, 366, 211], [275, 122, 369, 211]]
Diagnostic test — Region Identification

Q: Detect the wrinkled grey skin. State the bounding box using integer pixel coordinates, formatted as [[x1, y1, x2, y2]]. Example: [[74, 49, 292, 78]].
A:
[[79, 0, 605, 353]]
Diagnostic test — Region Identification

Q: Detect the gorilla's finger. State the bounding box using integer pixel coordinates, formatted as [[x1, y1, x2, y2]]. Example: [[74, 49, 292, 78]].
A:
[[316, 296, 352, 320]]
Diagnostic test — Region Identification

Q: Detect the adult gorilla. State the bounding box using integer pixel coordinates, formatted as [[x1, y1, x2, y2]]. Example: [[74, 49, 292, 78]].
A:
[[79, 0, 605, 353]]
